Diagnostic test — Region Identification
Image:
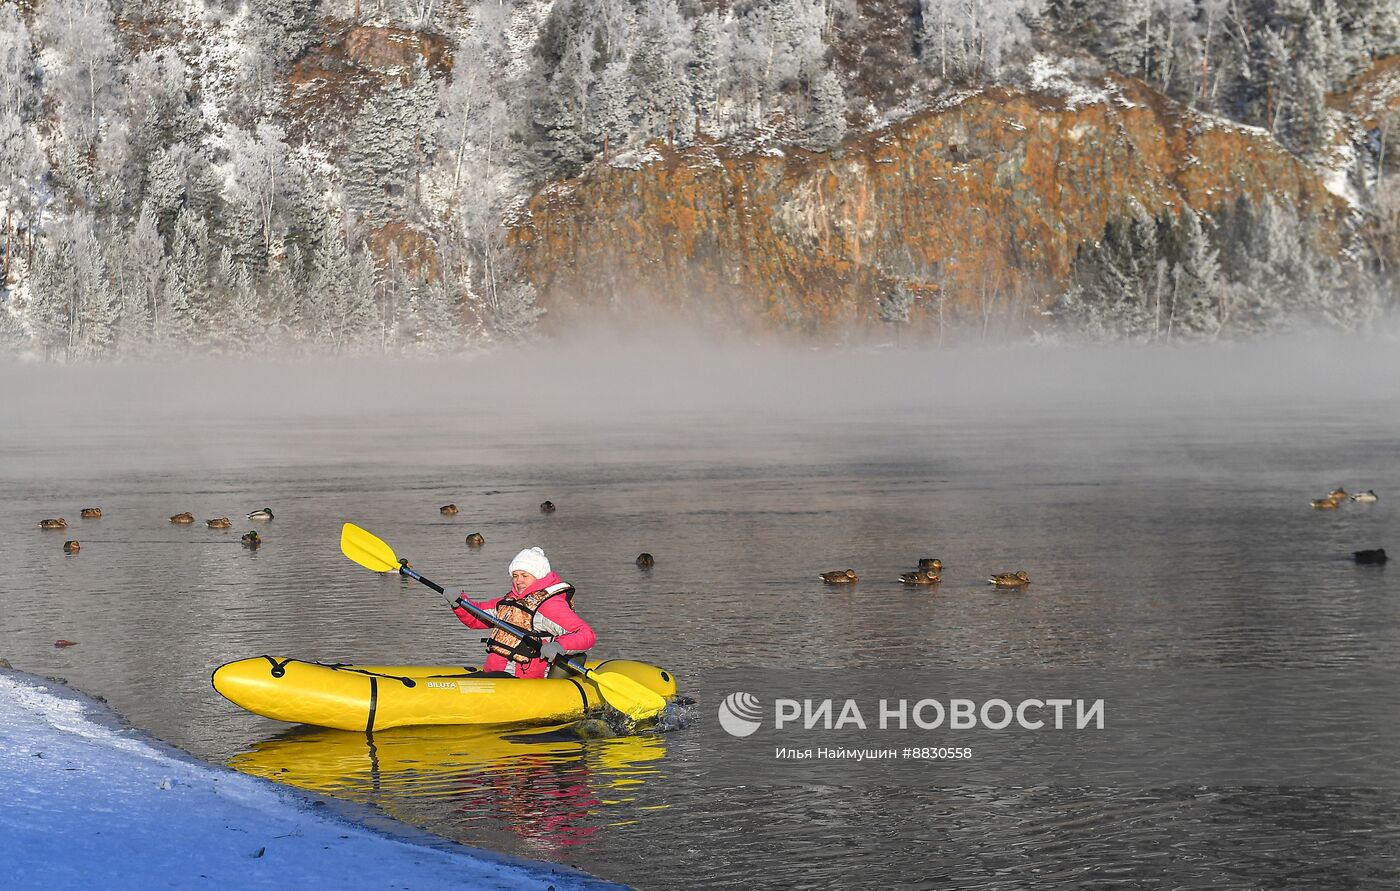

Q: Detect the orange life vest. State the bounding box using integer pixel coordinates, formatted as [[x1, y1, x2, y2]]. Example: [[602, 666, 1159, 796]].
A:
[[486, 586, 575, 663]]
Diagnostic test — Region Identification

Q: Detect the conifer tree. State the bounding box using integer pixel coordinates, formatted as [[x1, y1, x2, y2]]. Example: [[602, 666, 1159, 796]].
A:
[[68, 216, 117, 358], [805, 68, 846, 150], [691, 11, 721, 135], [161, 207, 209, 347]]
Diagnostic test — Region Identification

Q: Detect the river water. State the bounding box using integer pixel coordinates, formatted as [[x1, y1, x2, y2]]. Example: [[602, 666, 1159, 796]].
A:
[[2, 341, 1398, 888]]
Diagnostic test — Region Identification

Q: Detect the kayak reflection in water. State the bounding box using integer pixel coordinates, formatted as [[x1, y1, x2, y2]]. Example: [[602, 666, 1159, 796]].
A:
[[451, 547, 596, 678], [230, 724, 668, 852]]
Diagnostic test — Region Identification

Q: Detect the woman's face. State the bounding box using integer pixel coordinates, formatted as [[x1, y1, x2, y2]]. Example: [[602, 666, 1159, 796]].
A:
[[511, 570, 538, 594]]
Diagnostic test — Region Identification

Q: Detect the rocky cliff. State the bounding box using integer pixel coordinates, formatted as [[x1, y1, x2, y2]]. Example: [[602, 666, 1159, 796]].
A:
[[512, 68, 1362, 337]]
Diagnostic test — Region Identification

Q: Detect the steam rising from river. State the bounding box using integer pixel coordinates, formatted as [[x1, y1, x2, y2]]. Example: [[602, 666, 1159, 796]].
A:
[[3, 332, 1399, 481]]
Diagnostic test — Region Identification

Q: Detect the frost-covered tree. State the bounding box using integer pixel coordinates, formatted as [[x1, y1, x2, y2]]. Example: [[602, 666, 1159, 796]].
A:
[[805, 68, 846, 150], [489, 279, 543, 340], [26, 230, 76, 359], [161, 207, 210, 347], [34, 0, 118, 154], [439, 7, 515, 193], [345, 63, 436, 224], [690, 10, 721, 134], [124, 49, 200, 204], [1053, 200, 1167, 340], [218, 249, 269, 352], [538, 36, 598, 173], [25, 213, 116, 359], [68, 216, 117, 358], [306, 222, 378, 353], [113, 203, 163, 354], [922, 0, 1042, 83], [592, 60, 633, 158], [724, 0, 827, 126], [0, 110, 47, 280], [246, 0, 319, 69], [628, 0, 694, 146], [220, 121, 293, 265], [0, 3, 40, 120], [406, 268, 465, 352], [1166, 207, 1226, 339]]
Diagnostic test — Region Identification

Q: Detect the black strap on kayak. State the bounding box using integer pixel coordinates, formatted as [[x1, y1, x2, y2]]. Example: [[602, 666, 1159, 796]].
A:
[[566, 677, 591, 713], [325, 664, 417, 688], [261, 656, 294, 678], [258, 657, 416, 687], [366, 676, 378, 734]]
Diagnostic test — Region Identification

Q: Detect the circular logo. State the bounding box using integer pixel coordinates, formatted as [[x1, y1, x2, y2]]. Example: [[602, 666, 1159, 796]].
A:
[[717, 691, 763, 738]]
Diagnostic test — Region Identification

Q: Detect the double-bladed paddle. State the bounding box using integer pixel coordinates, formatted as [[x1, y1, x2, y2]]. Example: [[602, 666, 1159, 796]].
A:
[[339, 522, 667, 723]]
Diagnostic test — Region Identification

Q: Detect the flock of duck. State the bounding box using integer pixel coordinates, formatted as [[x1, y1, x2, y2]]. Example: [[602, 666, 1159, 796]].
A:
[[816, 485, 1388, 587], [39, 507, 274, 552], [41, 487, 1386, 580], [1308, 487, 1388, 565], [1310, 487, 1380, 509], [819, 560, 1032, 589]]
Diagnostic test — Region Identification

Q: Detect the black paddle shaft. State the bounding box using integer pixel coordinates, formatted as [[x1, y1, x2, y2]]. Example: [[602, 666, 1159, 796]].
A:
[[396, 561, 538, 641]]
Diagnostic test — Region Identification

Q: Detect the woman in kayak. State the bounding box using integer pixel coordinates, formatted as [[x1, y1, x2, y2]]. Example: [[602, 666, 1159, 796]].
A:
[[452, 547, 596, 678]]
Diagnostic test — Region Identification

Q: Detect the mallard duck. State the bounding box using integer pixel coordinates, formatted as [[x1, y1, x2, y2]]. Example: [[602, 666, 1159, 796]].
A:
[[900, 569, 940, 585], [636, 552, 655, 568], [206, 517, 232, 529], [440, 504, 459, 515], [1353, 548, 1387, 565], [169, 512, 195, 524], [1311, 497, 1341, 509], [820, 569, 859, 584], [39, 518, 67, 529], [247, 507, 274, 520], [989, 570, 1031, 588], [1328, 488, 1349, 500], [540, 500, 556, 513], [80, 507, 102, 519], [918, 558, 943, 572], [63, 540, 80, 553], [1351, 490, 1379, 503], [465, 532, 485, 547], [241, 531, 261, 548]]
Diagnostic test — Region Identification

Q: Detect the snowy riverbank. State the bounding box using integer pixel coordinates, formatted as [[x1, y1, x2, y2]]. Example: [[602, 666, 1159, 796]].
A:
[[0, 669, 623, 890]]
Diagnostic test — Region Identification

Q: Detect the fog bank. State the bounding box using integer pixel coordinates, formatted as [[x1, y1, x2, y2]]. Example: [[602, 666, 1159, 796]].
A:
[[4, 335, 1398, 429]]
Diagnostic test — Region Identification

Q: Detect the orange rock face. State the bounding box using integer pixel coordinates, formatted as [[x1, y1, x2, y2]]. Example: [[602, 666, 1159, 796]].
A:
[[512, 76, 1352, 338]]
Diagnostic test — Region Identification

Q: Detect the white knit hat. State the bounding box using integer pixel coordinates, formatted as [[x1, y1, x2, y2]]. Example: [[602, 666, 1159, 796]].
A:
[[508, 546, 551, 580]]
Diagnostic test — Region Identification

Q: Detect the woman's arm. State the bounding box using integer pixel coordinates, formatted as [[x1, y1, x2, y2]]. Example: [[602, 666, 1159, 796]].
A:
[[452, 595, 501, 630], [536, 597, 597, 652]]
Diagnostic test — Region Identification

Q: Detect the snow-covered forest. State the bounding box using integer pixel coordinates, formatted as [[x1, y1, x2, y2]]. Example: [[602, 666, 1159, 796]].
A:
[[1, 0, 1399, 358]]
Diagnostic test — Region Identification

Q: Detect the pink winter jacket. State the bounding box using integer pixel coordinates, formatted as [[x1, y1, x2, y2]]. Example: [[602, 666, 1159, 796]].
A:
[[453, 571, 597, 678]]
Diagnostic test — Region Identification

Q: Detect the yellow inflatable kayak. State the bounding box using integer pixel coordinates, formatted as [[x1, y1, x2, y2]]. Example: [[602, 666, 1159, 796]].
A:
[[212, 656, 678, 732]]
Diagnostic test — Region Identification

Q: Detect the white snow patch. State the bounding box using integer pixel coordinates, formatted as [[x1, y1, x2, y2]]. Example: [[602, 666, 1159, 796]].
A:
[[1026, 55, 1110, 110], [608, 145, 665, 170], [0, 671, 611, 890], [928, 89, 983, 116]]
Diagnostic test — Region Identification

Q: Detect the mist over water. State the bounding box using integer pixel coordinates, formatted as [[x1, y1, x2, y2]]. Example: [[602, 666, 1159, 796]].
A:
[[3, 337, 1399, 888], [5, 334, 1399, 476]]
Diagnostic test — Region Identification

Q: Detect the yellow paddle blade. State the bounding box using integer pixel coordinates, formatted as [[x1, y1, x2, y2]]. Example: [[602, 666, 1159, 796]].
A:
[[589, 669, 668, 723], [340, 523, 401, 574]]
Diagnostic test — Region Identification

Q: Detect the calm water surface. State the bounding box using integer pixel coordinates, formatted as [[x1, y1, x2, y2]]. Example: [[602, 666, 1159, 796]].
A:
[[2, 349, 1398, 888]]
